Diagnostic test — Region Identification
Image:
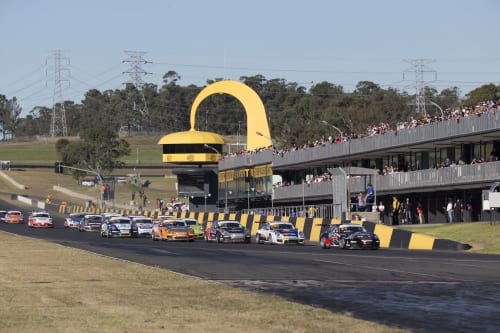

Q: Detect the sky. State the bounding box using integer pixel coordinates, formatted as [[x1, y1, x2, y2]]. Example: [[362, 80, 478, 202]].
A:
[[1, 0, 499, 117]]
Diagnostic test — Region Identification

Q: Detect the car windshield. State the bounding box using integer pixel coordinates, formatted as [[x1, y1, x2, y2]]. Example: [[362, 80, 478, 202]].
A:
[[171, 221, 187, 227], [111, 219, 130, 224], [184, 220, 197, 226], [341, 226, 365, 233], [134, 219, 152, 224], [220, 222, 241, 229], [33, 213, 49, 218], [274, 223, 294, 230]]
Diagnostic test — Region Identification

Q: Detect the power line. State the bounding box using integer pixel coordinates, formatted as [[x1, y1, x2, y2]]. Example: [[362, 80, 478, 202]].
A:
[[122, 50, 152, 133], [47, 50, 69, 136], [403, 59, 437, 113]]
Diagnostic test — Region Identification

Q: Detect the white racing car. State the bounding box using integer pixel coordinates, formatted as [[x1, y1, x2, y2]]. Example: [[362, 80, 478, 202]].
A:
[[255, 221, 305, 245]]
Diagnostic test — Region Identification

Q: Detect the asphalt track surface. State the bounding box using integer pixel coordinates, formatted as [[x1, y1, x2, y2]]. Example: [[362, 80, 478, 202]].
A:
[[1, 199, 500, 333]]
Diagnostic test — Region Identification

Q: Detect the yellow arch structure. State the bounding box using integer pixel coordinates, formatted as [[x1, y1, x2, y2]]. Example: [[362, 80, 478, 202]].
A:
[[189, 80, 272, 151]]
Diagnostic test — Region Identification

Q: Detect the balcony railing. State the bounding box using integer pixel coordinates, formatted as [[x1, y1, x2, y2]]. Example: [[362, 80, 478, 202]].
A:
[[273, 161, 500, 202], [219, 112, 500, 171]]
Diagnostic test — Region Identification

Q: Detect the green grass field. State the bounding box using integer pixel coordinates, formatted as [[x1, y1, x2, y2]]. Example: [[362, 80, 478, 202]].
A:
[[0, 136, 164, 165]]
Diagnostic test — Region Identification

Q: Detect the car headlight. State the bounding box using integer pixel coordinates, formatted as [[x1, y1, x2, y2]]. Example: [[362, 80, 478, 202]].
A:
[[299, 231, 304, 237]]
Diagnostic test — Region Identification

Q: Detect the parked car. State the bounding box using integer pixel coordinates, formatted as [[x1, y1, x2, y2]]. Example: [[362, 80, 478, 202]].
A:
[[205, 220, 251, 243], [2, 210, 24, 224], [182, 218, 204, 239], [27, 211, 53, 228], [152, 219, 194, 241], [128, 215, 153, 237], [78, 214, 104, 232], [255, 221, 305, 245], [64, 212, 89, 228], [319, 224, 380, 250], [101, 216, 132, 238]]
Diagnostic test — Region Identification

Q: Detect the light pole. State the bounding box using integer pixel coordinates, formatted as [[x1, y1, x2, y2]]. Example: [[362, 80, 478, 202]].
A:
[[204, 143, 221, 156], [247, 187, 255, 212], [204, 193, 211, 212], [429, 101, 445, 119], [256, 131, 274, 147], [302, 180, 305, 214], [321, 120, 343, 138], [224, 190, 232, 213]]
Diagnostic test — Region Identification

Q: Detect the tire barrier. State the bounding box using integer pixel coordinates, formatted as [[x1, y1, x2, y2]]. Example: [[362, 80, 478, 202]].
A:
[[59, 205, 470, 251]]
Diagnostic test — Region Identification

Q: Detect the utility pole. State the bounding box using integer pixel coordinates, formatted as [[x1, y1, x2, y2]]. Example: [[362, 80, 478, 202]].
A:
[[47, 50, 69, 136], [123, 50, 151, 133], [403, 59, 437, 114]]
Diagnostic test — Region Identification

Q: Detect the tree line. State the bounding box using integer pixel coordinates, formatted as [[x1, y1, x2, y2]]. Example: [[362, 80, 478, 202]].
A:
[[1, 72, 499, 148]]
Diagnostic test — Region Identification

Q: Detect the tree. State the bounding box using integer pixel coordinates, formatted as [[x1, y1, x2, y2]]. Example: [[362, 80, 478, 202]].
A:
[[55, 138, 70, 159], [59, 89, 131, 179], [0, 95, 22, 137], [462, 84, 500, 107]]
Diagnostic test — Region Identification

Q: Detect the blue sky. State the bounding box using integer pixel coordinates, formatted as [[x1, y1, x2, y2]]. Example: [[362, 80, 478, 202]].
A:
[[1, 0, 499, 116]]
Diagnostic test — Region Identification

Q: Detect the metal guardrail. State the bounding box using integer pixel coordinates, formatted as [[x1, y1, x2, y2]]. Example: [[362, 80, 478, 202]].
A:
[[219, 112, 500, 170], [272, 161, 500, 202]]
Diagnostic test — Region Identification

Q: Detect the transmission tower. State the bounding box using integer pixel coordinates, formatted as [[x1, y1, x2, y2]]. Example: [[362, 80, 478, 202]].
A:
[[122, 51, 151, 133], [403, 59, 437, 114], [47, 50, 69, 136]]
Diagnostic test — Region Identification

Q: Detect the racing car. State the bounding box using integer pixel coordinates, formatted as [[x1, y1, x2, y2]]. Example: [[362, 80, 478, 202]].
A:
[[255, 221, 305, 245], [128, 215, 153, 238], [152, 219, 194, 241], [2, 210, 24, 224], [319, 223, 380, 250], [27, 211, 54, 228], [205, 220, 251, 243], [101, 216, 133, 238], [64, 212, 89, 228], [182, 218, 204, 239]]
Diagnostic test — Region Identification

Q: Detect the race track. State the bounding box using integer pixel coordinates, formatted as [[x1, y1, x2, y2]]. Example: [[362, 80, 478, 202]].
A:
[[1, 199, 499, 333]]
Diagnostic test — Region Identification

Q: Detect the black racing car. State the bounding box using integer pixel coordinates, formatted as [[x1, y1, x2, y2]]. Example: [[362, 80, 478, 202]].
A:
[[319, 223, 380, 250]]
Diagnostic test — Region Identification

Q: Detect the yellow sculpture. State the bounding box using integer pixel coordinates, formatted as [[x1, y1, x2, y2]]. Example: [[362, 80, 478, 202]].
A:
[[189, 80, 272, 151]]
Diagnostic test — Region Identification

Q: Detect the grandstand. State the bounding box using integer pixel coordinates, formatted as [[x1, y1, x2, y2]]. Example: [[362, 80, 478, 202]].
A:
[[217, 104, 500, 224]]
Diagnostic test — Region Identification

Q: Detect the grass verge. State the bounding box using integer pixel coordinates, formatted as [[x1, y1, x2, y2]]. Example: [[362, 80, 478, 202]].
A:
[[0, 232, 407, 333], [397, 223, 500, 254], [3, 168, 178, 209]]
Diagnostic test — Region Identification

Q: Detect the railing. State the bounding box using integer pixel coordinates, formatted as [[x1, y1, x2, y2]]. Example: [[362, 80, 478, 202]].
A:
[[273, 112, 500, 168], [273, 161, 500, 202], [218, 112, 500, 170]]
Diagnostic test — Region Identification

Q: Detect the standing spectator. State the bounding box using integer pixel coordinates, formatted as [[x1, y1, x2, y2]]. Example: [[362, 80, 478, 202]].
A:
[[466, 200, 474, 222], [377, 201, 385, 224], [391, 196, 401, 225], [446, 199, 454, 223], [454, 199, 463, 223], [403, 198, 413, 224], [131, 191, 136, 202], [143, 194, 148, 208], [416, 201, 424, 224], [366, 183, 375, 212], [308, 206, 317, 218], [357, 193, 366, 212]]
